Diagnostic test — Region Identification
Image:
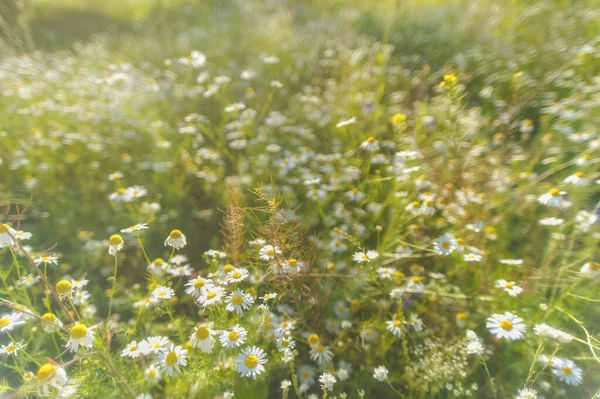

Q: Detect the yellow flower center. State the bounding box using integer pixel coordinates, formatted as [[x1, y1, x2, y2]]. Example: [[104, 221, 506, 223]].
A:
[[504, 282, 513, 289], [411, 276, 422, 283], [56, 280, 73, 294], [499, 320, 512, 330], [196, 327, 210, 340], [266, 249, 275, 256], [206, 291, 217, 299], [288, 258, 298, 266], [42, 313, 55, 322], [193, 279, 205, 288], [231, 271, 242, 279], [588, 262, 599, 271], [129, 345, 138, 352], [394, 319, 401, 326], [315, 345, 325, 353], [165, 351, 178, 366], [154, 258, 164, 266], [457, 312, 467, 321], [109, 234, 123, 246], [6, 344, 17, 352], [245, 354, 259, 368], [549, 188, 561, 196], [37, 364, 57, 382], [228, 331, 239, 341], [169, 230, 182, 239], [281, 340, 290, 348], [308, 334, 319, 345], [223, 264, 234, 273], [70, 324, 88, 339], [0, 224, 9, 233], [425, 199, 434, 206], [574, 171, 584, 178], [231, 295, 244, 305], [562, 366, 572, 376], [148, 369, 156, 377], [441, 241, 450, 249], [0, 318, 10, 328], [367, 136, 376, 143], [361, 254, 369, 260]]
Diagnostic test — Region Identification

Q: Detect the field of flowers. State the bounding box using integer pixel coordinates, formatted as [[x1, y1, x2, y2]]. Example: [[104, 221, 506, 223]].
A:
[[0, 0, 599, 398]]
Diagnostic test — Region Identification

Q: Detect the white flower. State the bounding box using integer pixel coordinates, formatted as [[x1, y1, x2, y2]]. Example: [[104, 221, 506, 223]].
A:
[[539, 217, 564, 226], [219, 325, 248, 348], [108, 234, 124, 256], [486, 312, 526, 340], [259, 245, 281, 261], [580, 262, 599, 278], [33, 255, 59, 265], [533, 323, 573, 343], [164, 229, 186, 249], [373, 365, 389, 381], [143, 364, 162, 385], [227, 267, 249, 283], [139, 336, 170, 355], [37, 364, 68, 397], [189, 324, 216, 353], [309, 344, 333, 365], [551, 358, 583, 386], [0, 223, 17, 247], [319, 373, 337, 392], [120, 223, 149, 234], [147, 258, 167, 276], [563, 172, 588, 186], [516, 388, 538, 399], [66, 323, 95, 352], [236, 346, 267, 379], [494, 280, 523, 296], [0, 340, 25, 356], [406, 314, 424, 332], [499, 259, 523, 266], [158, 344, 188, 376], [225, 289, 254, 314], [185, 276, 213, 297], [121, 340, 142, 358], [198, 285, 226, 306], [359, 136, 380, 152], [352, 250, 379, 263], [151, 286, 174, 302], [385, 318, 403, 337], [433, 233, 458, 256], [538, 188, 565, 207], [464, 253, 482, 262], [0, 312, 23, 333]]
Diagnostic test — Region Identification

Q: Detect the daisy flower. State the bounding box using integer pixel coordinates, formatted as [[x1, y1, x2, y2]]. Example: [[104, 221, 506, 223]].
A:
[[385, 318, 403, 337], [66, 323, 95, 352], [318, 373, 337, 392], [167, 264, 193, 277], [0, 340, 25, 356], [37, 364, 68, 396], [55, 280, 73, 299], [406, 275, 425, 293], [259, 245, 281, 261], [580, 261, 599, 278], [41, 312, 63, 333], [227, 267, 249, 283], [0, 313, 23, 333], [516, 388, 538, 399], [144, 364, 162, 385], [147, 258, 167, 276], [108, 234, 123, 256], [494, 280, 523, 296], [124, 185, 147, 201], [309, 344, 333, 365], [352, 250, 379, 263], [260, 292, 278, 302], [464, 253, 482, 262], [0, 223, 17, 247], [277, 335, 296, 352], [121, 340, 142, 358], [14, 230, 32, 240], [360, 327, 377, 341], [235, 346, 267, 379], [33, 255, 59, 266], [189, 324, 216, 353], [538, 188, 566, 207], [486, 312, 526, 340], [158, 344, 188, 376], [185, 276, 214, 297], [551, 358, 583, 385], [17, 274, 40, 287], [151, 286, 175, 302], [225, 289, 255, 314], [120, 223, 149, 234], [406, 314, 424, 332], [359, 136, 380, 152], [563, 171, 588, 186], [433, 233, 458, 256], [219, 325, 248, 348], [139, 336, 170, 355], [373, 365, 389, 382], [198, 285, 226, 306], [164, 229, 186, 249]]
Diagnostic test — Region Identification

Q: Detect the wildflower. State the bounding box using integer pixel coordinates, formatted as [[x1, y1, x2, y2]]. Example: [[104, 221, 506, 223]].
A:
[[124, 185, 147, 201], [433, 233, 458, 256], [33, 255, 59, 266], [158, 344, 188, 376], [198, 285, 226, 306], [352, 250, 379, 263], [464, 253, 482, 262], [494, 280, 523, 296], [552, 359, 583, 386], [392, 113, 407, 126], [360, 327, 377, 342], [66, 323, 95, 352], [319, 373, 336, 392], [41, 312, 62, 333], [359, 136, 380, 152], [580, 262, 599, 278], [17, 274, 40, 287], [277, 335, 296, 352], [139, 336, 170, 355], [0, 313, 23, 333], [538, 188, 565, 207], [144, 364, 162, 385], [309, 344, 333, 365], [185, 276, 213, 297], [164, 229, 187, 249], [226, 289, 254, 314], [406, 314, 424, 332], [190, 324, 216, 353], [533, 324, 573, 343], [373, 365, 389, 381], [486, 312, 526, 340], [121, 340, 142, 358], [0, 223, 17, 247], [465, 330, 485, 355], [151, 286, 175, 302], [236, 346, 268, 379], [0, 340, 25, 356], [499, 259, 523, 266], [120, 223, 149, 234], [406, 275, 425, 293], [37, 364, 67, 396], [227, 267, 249, 283], [259, 245, 281, 260], [167, 264, 193, 277], [260, 292, 277, 302], [516, 388, 538, 399], [386, 318, 403, 337], [147, 258, 167, 276], [108, 234, 123, 256], [55, 280, 73, 298], [539, 217, 564, 226], [219, 325, 248, 348], [563, 171, 588, 186]]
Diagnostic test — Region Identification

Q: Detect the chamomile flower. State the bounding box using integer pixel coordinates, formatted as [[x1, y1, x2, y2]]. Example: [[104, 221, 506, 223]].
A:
[[164, 229, 186, 249], [121, 340, 142, 358], [259, 245, 281, 260], [167, 264, 193, 277], [225, 289, 255, 314], [139, 336, 170, 355], [66, 323, 95, 352], [486, 312, 526, 340], [120, 223, 149, 234], [580, 261, 599, 278], [319, 373, 337, 392], [124, 185, 147, 201], [309, 344, 333, 365], [227, 267, 249, 283], [185, 276, 214, 297], [108, 234, 123, 256], [385, 318, 403, 337], [406, 314, 424, 332], [360, 327, 377, 341], [190, 323, 216, 353], [198, 285, 226, 306], [34, 255, 59, 265], [17, 274, 41, 287], [352, 250, 379, 263], [464, 253, 482, 262], [151, 286, 175, 302], [359, 136, 380, 152], [563, 171, 588, 186], [0, 312, 23, 333], [495, 280, 523, 296], [147, 258, 167, 276], [55, 280, 73, 299], [144, 364, 162, 385], [0, 223, 17, 247], [552, 358, 583, 386], [37, 364, 68, 396], [236, 346, 268, 379], [373, 365, 389, 381], [538, 188, 566, 207], [220, 325, 248, 348], [41, 312, 63, 333], [277, 335, 296, 352], [158, 344, 188, 376], [516, 388, 539, 399], [433, 233, 458, 256], [0, 340, 25, 356]]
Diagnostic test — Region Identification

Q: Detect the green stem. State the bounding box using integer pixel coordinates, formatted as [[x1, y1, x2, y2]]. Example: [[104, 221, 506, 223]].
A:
[[107, 254, 119, 323]]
